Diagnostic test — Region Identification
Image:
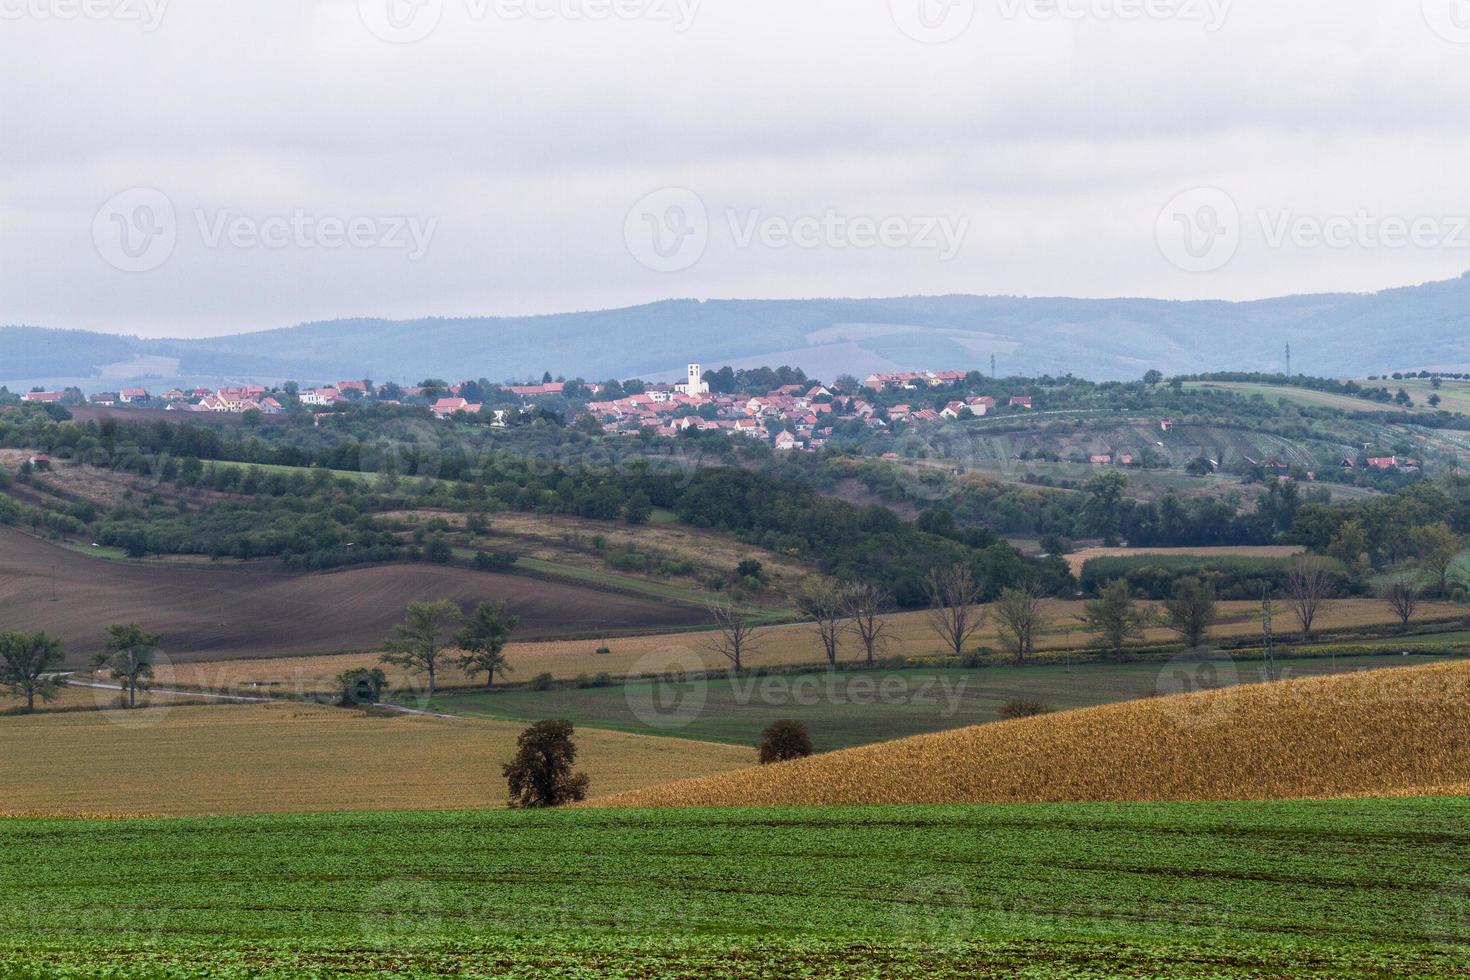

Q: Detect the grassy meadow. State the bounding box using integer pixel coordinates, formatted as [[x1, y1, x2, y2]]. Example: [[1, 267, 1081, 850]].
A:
[[3, 799, 1469, 977]]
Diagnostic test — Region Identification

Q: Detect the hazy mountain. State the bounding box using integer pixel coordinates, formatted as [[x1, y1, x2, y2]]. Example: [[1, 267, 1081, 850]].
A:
[[5, 273, 1470, 390]]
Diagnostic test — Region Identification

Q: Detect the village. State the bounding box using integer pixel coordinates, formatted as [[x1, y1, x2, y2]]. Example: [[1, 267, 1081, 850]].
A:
[[16, 365, 1037, 454]]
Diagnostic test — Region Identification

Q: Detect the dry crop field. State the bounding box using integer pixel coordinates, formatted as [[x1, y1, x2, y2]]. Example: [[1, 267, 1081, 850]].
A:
[[595, 660, 1470, 808], [0, 702, 750, 817]]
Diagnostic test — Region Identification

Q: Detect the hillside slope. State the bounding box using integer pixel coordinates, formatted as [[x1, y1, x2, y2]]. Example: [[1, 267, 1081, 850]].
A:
[[7, 271, 1470, 387], [592, 660, 1470, 808]]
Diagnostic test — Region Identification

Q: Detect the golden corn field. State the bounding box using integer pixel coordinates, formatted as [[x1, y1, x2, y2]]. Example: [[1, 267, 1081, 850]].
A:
[[591, 660, 1470, 808]]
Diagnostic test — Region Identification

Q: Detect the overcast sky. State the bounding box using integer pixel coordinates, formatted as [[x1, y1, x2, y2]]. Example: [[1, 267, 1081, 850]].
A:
[[3, 0, 1469, 338]]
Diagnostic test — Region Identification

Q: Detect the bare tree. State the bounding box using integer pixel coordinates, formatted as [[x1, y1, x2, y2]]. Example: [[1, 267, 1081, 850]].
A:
[[707, 599, 762, 672], [924, 564, 987, 660], [1284, 556, 1334, 642], [846, 582, 894, 668], [798, 580, 847, 668], [1382, 575, 1422, 629], [993, 584, 1045, 664]]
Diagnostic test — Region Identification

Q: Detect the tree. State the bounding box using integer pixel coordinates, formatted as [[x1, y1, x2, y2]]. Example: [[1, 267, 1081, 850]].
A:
[[502, 719, 589, 808], [1382, 576, 1421, 629], [1081, 471, 1129, 542], [380, 600, 460, 698], [993, 584, 1045, 664], [0, 631, 64, 712], [1412, 522, 1463, 597], [846, 582, 894, 668], [94, 623, 161, 708], [1161, 576, 1218, 649], [924, 564, 986, 660], [798, 581, 847, 668], [757, 720, 813, 764], [456, 600, 519, 689], [706, 599, 762, 672], [1430, 393, 1443, 408], [1284, 556, 1334, 642], [1143, 369, 1164, 386], [1082, 580, 1149, 661], [336, 667, 387, 706], [622, 491, 653, 525]]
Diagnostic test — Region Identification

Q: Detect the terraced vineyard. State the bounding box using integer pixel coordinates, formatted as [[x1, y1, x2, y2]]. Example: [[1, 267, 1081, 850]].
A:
[[3, 799, 1469, 977]]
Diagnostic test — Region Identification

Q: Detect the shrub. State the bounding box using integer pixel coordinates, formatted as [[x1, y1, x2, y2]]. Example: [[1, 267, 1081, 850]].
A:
[[502, 719, 590, 808], [757, 720, 814, 765], [998, 697, 1054, 720], [529, 672, 555, 691], [593, 672, 613, 687], [336, 668, 387, 707]]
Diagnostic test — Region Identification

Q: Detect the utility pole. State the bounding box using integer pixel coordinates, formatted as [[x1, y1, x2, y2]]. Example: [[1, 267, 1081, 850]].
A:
[[1284, 343, 1292, 378], [1261, 587, 1276, 681], [990, 354, 997, 379]]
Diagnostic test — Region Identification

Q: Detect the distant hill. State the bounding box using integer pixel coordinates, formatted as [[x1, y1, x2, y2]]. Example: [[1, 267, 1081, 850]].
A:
[[6, 272, 1470, 389]]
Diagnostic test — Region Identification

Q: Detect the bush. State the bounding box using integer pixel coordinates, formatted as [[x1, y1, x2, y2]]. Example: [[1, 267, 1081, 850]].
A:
[[529, 672, 555, 691], [336, 668, 387, 707], [502, 719, 590, 808], [1079, 553, 1355, 600], [757, 720, 814, 765], [998, 697, 1053, 720], [474, 550, 519, 572], [593, 672, 613, 687]]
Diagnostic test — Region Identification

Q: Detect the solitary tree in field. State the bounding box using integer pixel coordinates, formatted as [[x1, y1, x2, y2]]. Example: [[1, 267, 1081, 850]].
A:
[[503, 719, 589, 808], [1284, 556, 1334, 642], [1383, 576, 1422, 629], [993, 584, 1045, 664], [1161, 576, 1218, 649], [1412, 523, 1464, 597], [706, 599, 762, 673], [380, 600, 461, 698], [0, 631, 65, 713], [757, 720, 814, 765], [924, 563, 986, 660], [845, 582, 894, 668], [94, 623, 161, 709], [798, 581, 847, 668], [1082, 579, 1149, 662], [456, 600, 519, 689]]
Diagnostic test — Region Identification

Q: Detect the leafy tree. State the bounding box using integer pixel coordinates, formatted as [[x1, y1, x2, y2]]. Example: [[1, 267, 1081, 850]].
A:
[[503, 719, 589, 808], [1142, 369, 1164, 386], [336, 667, 387, 706], [1161, 576, 1218, 649], [924, 563, 986, 659], [622, 491, 653, 525], [1082, 579, 1149, 661], [1082, 471, 1129, 542], [757, 720, 813, 764], [380, 600, 461, 698], [1412, 522, 1463, 597], [993, 584, 1045, 664], [456, 600, 519, 689], [0, 631, 64, 712], [94, 623, 161, 709], [798, 580, 847, 668]]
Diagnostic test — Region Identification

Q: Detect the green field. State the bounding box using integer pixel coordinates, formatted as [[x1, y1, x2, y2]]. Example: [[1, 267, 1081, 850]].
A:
[[3, 799, 1469, 977], [429, 654, 1458, 749]]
